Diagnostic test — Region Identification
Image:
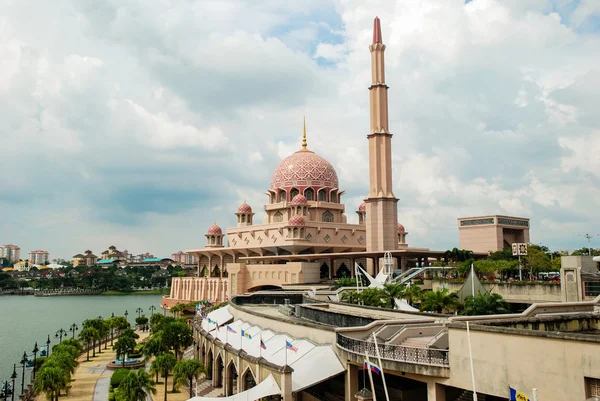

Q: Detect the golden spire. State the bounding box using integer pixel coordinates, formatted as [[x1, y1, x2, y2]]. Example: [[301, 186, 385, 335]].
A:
[[301, 116, 308, 151]]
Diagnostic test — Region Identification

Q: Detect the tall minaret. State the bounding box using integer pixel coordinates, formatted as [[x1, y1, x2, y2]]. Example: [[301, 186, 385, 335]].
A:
[[365, 17, 399, 263]]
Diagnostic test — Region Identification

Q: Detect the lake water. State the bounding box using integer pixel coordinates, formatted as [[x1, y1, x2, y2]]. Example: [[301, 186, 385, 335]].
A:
[[0, 294, 164, 386]]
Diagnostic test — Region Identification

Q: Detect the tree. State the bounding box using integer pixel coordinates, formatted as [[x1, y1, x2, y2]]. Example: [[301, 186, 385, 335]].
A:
[[331, 277, 358, 290], [34, 366, 67, 401], [340, 290, 360, 304], [143, 332, 169, 364], [79, 327, 98, 360], [114, 336, 136, 367], [162, 321, 193, 360], [136, 316, 149, 326], [526, 246, 552, 276], [152, 353, 177, 401], [383, 282, 406, 309], [173, 360, 206, 398], [116, 369, 156, 401], [404, 285, 422, 306], [358, 288, 387, 308], [462, 292, 509, 316], [420, 289, 458, 313]]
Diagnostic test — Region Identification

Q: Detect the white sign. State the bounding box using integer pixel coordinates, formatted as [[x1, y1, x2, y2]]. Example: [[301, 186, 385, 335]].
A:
[[512, 243, 528, 256]]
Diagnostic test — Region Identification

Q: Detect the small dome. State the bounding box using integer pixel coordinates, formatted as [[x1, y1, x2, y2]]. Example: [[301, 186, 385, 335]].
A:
[[290, 194, 308, 204], [207, 223, 223, 235], [287, 215, 306, 227], [237, 203, 253, 213], [398, 223, 405, 233], [358, 202, 366, 212]]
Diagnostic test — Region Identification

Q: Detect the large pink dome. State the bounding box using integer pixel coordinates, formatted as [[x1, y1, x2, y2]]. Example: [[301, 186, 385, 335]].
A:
[[271, 150, 338, 190]]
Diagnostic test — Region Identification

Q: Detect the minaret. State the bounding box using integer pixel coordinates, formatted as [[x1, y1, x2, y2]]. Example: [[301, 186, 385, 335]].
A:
[[365, 17, 399, 261]]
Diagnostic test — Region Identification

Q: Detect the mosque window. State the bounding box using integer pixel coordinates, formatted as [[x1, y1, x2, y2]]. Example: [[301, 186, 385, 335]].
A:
[[306, 233, 313, 241], [318, 190, 326, 202], [278, 190, 286, 202], [273, 211, 283, 223], [304, 188, 314, 200], [290, 188, 299, 199], [241, 215, 246, 223], [330, 192, 337, 202], [303, 207, 307, 216], [322, 211, 334, 223]]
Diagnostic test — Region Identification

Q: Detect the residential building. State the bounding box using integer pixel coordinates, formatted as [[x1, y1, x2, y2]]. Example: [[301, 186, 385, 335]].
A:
[[28, 250, 49, 265], [0, 244, 21, 263], [72, 250, 98, 267], [171, 251, 198, 265]]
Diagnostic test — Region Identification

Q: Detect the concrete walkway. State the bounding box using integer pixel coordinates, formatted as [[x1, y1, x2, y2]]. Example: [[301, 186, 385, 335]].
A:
[[92, 378, 110, 401]]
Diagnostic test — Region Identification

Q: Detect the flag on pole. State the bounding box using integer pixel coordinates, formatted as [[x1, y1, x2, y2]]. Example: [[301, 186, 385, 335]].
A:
[[260, 339, 267, 350], [215, 322, 220, 330], [363, 361, 381, 375], [227, 325, 236, 334], [509, 387, 529, 401], [241, 330, 252, 339], [285, 340, 298, 352]]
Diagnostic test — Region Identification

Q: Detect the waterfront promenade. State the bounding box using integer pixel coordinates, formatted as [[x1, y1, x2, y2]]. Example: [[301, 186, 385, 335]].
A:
[[35, 330, 190, 401]]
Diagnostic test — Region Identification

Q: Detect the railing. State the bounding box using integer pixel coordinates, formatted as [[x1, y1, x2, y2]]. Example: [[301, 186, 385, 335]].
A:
[[336, 333, 449, 367], [425, 329, 447, 348]]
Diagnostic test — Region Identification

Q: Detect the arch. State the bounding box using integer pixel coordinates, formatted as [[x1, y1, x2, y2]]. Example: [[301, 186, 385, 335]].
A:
[[304, 188, 315, 201], [290, 187, 299, 199], [222, 268, 228, 278], [214, 354, 224, 388], [322, 211, 334, 223], [200, 265, 207, 277], [273, 211, 283, 223], [293, 228, 299, 238], [320, 263, 329, 279], [278, 189, 286, 202], [206, 348, 214, 380], [226, 360, 238, 396], [241, 214, 246, 223], [246, 285, 283, 292], [336, 263, 350, 278], [318, 189, 327, 202], [330, 190, 337, 203], [241, 368, 257, 391], [212, 265, 220, 277]]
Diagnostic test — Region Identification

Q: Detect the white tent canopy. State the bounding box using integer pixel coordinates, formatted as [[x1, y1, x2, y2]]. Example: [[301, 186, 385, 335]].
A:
[[395, 298, 419, 312], [200, 306, 345, 392], [188, 374, 280, 401]]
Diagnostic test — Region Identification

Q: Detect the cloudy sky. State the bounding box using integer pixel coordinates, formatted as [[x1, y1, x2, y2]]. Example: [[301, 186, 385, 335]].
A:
[[2, 0, 599, 260]]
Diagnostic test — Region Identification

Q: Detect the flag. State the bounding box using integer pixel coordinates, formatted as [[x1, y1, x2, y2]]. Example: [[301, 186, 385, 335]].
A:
[[227, 325, 236, 334], [241, 330, 252, 339], [285, 340, 298, 352], [202, 315, 207, 320], [215, 322, 220, 330], [260, 339, 267, 350], [509, 387, 529, 401], [207, 318, 212, 324], [363, 361, 381, 375]]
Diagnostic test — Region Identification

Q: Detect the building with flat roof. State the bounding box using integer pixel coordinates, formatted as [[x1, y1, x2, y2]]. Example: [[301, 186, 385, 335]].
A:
[[457, 215, 530, 254], [28, 250, 49, 265], [0, 244, 21, 263]]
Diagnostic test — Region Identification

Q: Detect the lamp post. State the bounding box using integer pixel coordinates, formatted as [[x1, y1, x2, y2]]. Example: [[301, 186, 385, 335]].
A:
[[579, 233, 600, 256], [19, 352, 27, 395], [32, 342, 39, 381], [70, 323, 79, 339], [124, 310, 129, 323], [46, 335, 51, 357], [136, 307, 143, 318], [2, 380, 9, 401], [55, 328, 67, 344], [10, 365, 16, 401], [149, 305, 156, 315]]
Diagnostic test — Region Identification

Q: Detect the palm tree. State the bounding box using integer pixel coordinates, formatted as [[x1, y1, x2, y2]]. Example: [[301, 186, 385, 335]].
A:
[[114, 336, 136, 367], [117, 369, 156, 401], [162, 321, 192, 360], [143, 332, 169, 363], [34, 366, 67, 401], [358, 287, 387, 308], [404, 285, 423, 306], [173, 360, 206, 398], [462, 292, 509, 316], [383, 282, 406, 309], [152, 353, 177, 401], [79, 327, 98, 360], [340, 290, 360, 304], [420, 288, 458, 313]]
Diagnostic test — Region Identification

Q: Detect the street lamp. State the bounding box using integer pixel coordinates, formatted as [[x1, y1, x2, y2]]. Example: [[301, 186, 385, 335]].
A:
[[149, 305, 156, 315], [32, 342, 39, 381], [136, 307, 143, 318], [124, 310, 129, 322], [46, 335, 51, 357], [579, 233, 600, 256], [19, 352, 27, 395], [70, 323, 79, 339], [111, 312, 114, 318], [55, 328, 67, 343], [2, 380, 10, 401], [10, 365, 16, 401]]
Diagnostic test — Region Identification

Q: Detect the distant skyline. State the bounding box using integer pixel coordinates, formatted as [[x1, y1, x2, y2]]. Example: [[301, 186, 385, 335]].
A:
[[2, 0, 600, 259]]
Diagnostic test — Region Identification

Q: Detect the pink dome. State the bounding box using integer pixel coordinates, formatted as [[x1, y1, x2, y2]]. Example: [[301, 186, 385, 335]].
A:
[[287, 215, 306, 227], [398, 223, 405, 233], [237, 203, 253, 213], [358, 202, 366, 212], [290, 194, 308, 204], [271, 150, 338, 190], [207, 223, 223, 235]]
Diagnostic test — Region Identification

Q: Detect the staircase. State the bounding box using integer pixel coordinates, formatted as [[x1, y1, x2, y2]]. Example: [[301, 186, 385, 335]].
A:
[[401, 336, 435, 348], [195, 379, 223, 397], [456, 390, 486, 401]]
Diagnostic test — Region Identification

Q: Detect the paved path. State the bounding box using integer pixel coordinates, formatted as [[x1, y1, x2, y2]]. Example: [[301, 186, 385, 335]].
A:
[[93, 377, 110, 401]]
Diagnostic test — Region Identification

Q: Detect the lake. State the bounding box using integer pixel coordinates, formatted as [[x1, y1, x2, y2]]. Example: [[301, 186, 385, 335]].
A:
[[0, 294, 164, 387]]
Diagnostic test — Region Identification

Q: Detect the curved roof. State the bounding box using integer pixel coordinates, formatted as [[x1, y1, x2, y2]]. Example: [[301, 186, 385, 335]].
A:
[[237, 203, 253, 213], [290, 194, 308, 204], [271, 150, 338, 191], [287, 215, 306, 227], [207, 223, 223, 235]]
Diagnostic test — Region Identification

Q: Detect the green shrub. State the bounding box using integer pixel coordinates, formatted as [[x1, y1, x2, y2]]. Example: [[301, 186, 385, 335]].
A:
[[110, 369, 130, 389]]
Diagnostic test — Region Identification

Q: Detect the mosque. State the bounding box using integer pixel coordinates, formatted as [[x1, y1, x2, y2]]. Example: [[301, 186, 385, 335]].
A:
[[163, 17, 449, 308]]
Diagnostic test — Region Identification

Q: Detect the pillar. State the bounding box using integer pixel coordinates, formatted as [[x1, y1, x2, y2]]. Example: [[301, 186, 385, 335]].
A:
[[427, 382, 446, 401], [345, 364, 359, 401], [329, 258, 334, 280], [281, 370, 293, 401], [400, 256, 407, 273], [350, 258, 355, 278]]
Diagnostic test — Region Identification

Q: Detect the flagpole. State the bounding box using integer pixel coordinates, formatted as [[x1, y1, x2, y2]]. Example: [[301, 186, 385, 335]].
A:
[[532, 388, 538, 401], [364, 351, 377, 401], [225, 324, 228, 345], [285, 340, 288, 367], [259, 333, 262, 359], [372, 333, 390, 401], [471, 263, 475, 298], [466, 322, 477, 401]]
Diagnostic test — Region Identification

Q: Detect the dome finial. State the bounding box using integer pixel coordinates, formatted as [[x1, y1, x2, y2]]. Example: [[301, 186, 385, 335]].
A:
[[301, 116, 308, 151]]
